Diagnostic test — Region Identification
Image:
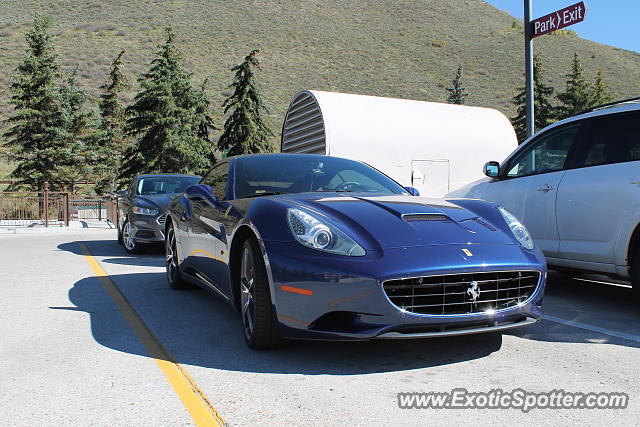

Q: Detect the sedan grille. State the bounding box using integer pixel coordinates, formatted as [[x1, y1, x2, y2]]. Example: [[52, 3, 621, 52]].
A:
[[383, 271, 541, 315], [156, 214, 167, 226]]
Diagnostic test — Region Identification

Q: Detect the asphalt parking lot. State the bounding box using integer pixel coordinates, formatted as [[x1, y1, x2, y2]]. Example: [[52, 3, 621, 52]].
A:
[[1, 229, 639, 426]]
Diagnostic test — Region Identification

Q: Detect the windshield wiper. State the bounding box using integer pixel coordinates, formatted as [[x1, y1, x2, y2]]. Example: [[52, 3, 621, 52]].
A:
[[238, 191, 282, 199]]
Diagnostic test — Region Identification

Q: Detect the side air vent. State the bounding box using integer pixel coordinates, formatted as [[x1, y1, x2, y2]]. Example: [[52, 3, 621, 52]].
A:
[[281, 92, 327, 154], [402, 214, 449, 222]]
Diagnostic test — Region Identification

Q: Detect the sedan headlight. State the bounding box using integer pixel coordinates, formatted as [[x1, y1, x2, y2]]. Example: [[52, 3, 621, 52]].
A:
[[133, 206, 159, 216], [287, 208, 365, 256], [498, 207, 534, 250]]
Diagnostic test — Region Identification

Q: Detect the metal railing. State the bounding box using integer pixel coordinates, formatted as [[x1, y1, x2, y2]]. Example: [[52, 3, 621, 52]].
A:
[[0, 182, 70, 227], [0, 181, 118, 228]]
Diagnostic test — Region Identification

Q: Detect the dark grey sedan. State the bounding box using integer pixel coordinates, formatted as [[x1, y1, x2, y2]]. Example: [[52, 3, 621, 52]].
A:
[[117, 174, 200, 254]]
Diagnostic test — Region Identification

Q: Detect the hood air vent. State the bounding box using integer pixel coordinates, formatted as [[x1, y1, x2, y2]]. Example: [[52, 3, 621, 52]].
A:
[[401, 214, 449, 222]]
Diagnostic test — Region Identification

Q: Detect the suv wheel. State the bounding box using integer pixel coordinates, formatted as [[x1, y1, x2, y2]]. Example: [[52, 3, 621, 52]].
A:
[[631, 250, 640, 302]]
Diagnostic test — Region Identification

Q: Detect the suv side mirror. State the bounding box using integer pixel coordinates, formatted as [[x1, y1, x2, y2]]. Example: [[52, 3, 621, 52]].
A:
[[483, 161, 500, 178], [405, 187, 420, 196]]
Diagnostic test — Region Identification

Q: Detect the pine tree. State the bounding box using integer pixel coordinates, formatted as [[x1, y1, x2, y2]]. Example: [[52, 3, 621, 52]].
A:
[[446, 66, 468, 105], [591, 70, 613, 106], [556, 52, 593, 119], [57, 66, 96, 188], [218, 50, 274, 156], [95, 50, 129, 193], [120, 27, 215, 181], [511, 53, 556, 143], [2, 15, 70, 190]]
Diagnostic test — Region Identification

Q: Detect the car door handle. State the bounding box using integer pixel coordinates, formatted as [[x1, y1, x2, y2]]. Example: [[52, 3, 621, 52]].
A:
[[537, 184, 554, 192]]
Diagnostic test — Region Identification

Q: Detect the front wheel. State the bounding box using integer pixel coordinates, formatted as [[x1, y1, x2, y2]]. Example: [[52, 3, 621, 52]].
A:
[[631, 250, 640, 302], [122, 217, 146, 254], [166, 223, 190, 290], [240, 238, 284, 349]]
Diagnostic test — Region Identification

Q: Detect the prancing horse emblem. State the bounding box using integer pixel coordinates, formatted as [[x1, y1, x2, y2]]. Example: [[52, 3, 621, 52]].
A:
[[466, 281, 481, 302]]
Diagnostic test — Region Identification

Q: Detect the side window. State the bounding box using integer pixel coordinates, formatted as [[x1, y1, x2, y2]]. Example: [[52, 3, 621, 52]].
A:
[[202, 163, 229, 200], [579, 112, 640, 167], [506, 125, 579, 178]]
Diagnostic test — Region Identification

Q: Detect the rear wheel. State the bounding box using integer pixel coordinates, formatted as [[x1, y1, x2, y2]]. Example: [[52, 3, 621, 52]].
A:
[[631, 250, 640, 301], [166, 223, 189, 290], [122, 218, 146, 254], [240, 238, 283, 349]]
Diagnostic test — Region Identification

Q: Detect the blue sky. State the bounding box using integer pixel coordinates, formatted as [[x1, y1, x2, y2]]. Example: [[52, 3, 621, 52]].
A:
[[485, 0, 639, 52]]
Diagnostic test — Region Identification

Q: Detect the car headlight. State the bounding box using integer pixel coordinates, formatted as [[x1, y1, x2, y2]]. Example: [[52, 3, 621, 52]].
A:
[[132, 206, 159, 216], [287, 208, 366, 256], [498, 207, 534, 250]]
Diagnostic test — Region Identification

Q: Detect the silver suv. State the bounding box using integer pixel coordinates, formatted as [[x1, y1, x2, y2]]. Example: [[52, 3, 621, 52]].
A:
[[449, 98, 640, 300]]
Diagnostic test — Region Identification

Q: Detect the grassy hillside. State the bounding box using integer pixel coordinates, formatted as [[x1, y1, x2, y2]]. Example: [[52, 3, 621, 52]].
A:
[[0, 0, 639, 150]]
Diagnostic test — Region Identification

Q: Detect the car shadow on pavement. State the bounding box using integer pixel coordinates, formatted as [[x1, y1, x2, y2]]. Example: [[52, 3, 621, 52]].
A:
[[57, 240, 165, 267], [505, 272, 640, 348], [63, 272, 505, 375]]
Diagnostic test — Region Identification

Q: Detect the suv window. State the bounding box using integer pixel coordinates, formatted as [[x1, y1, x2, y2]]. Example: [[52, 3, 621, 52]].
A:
[[579, 112, 640, 167], [506, 125, 579, 178], [201, 162, 229, 200]]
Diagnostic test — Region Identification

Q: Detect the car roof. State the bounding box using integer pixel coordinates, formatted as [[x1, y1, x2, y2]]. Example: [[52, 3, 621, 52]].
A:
[[529, 100, 640, 139], [226, 153, 349, 164]]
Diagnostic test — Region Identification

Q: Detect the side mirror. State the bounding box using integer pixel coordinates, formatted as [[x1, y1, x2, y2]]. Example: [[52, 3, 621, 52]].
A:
[[483, 161, 500, 178], [185, 184, 217, 202], [405, 187, 420, 196]]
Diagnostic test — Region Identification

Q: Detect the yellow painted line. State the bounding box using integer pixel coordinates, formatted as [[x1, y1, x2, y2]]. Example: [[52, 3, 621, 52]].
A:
[[79, 243, 225, 427]]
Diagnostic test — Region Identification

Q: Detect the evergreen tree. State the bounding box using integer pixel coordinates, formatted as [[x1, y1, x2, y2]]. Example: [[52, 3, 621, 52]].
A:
[[2, 15, 70, 190], [591, 70, 613, 106], [218, 50, 274, 156], [511, 53, 556, 143], [120, 27, 215, 181], [95, 50, 129, 193], [57, 66, 96, 188], [446, 66, 468, 105], [556, 52, 593, 119]]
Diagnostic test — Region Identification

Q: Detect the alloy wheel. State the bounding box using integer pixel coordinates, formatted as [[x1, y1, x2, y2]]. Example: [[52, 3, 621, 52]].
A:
[[122, 221, 135, 251], [240, 245, 256, 338], [166, 227, 178, 282]]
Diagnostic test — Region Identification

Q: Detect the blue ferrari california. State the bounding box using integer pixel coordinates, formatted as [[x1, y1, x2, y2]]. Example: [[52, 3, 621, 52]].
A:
[[165, 154, 546, 349]]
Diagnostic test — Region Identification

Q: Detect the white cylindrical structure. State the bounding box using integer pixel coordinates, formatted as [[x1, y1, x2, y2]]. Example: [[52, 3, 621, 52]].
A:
[[281, 90, 517, 198]]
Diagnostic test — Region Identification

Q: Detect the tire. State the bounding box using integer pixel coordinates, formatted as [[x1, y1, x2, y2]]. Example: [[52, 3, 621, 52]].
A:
[[165, 223, 190, 290], [117, 223, 123, 245], [240, 238, 284, 349], [121, 217, 146, 254], [631, 250, 640, 302]]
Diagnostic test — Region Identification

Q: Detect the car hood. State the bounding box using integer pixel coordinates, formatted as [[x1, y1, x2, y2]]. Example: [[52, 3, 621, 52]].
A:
[[282, 193, 514, 250], [135, 194, 177, 211]]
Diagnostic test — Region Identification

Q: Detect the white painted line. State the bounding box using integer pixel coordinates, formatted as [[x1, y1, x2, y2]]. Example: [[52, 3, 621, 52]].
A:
[[544, 314, 640, 344], [571, 277, 632, 289]]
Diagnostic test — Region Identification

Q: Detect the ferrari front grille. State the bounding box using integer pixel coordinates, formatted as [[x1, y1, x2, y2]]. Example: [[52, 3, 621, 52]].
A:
[[383, 271, 541, 315]]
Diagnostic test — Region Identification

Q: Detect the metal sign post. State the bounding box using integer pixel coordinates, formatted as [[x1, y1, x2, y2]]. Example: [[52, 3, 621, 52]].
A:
[[524, 1, 587, 139], [524, 0, 534, 139]]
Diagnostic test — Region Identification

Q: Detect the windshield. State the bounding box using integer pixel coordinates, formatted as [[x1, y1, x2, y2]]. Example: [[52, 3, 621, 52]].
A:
[[234, 155, 408, 199], [136, 176, 200, 195]]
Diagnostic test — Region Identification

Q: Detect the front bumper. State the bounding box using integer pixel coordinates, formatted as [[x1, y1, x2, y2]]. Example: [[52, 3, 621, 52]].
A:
[[264, 241, 546, 340], [130, 214, 166, 243]]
